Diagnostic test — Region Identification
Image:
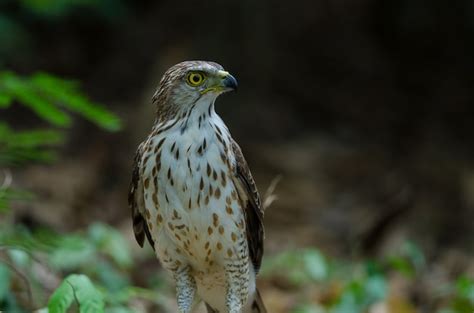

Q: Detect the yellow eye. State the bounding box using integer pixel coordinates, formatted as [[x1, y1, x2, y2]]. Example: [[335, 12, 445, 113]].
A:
[[186, 72, 206, 86]]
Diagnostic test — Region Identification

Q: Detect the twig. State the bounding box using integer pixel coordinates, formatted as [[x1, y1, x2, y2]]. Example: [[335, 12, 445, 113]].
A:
[[262, 175, 281, 210]]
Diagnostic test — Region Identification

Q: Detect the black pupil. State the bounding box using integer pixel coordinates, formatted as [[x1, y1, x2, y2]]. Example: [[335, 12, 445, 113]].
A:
[[192, 75, 200, 83]]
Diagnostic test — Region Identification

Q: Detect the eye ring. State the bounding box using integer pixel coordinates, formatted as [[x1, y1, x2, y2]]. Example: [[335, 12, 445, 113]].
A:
[[186, 72, 206, 86]]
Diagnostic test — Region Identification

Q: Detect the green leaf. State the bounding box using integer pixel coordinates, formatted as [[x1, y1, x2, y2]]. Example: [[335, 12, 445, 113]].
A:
[[0, 71, 71, 126], [0, 93, 12, 107], [72, 275, 105, 313], [32, 73, 121, 131], [0, 188, 35, 212], [0, 123, 64, 166], [48, 274, 104, 313], [48, 276, 75, 313], [0, 71, 121, 131]]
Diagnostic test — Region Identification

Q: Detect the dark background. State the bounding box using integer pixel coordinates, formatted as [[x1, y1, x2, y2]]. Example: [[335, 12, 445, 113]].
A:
[[2, 0, 474, 311]]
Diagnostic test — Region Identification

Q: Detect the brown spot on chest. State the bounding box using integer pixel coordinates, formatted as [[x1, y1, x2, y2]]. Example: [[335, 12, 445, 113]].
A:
[[212, 213, 219, 227], [221, 170, 227, 187], [214, 187, 221, 199]]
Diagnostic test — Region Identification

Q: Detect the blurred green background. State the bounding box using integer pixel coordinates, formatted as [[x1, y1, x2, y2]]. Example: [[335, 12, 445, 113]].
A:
[[1, 0, 473, 312]]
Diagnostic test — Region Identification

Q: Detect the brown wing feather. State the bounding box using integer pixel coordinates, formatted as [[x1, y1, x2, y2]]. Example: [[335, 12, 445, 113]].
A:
[[128, 144, 155, 249], [231, 140, 264, 272]]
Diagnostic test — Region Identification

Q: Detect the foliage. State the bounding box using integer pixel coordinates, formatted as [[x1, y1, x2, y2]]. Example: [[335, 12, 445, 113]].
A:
[[48, 274, 104, 313], [0, 71, 121, 210], [0, 72, 121, 131], [261, 244, 472, 313], [0, 67, 161, 311], [439, 276, 474, 313], [0, 0, 137, 304], [0, 123, 64, 166], [0, 61, 127, 312], [261, 248, 329, 285], [0, 223, 168, 312]]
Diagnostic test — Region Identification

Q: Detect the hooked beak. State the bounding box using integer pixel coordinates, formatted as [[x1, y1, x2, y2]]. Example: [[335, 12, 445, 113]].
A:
[[200, 70, 238, 94], [221, 73, 238, 91]]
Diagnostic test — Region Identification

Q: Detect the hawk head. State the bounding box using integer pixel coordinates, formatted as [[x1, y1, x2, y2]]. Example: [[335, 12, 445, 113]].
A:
[[152, 61, 238, 121]]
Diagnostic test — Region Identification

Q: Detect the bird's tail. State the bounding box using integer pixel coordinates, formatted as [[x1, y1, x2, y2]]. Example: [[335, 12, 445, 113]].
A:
[[250, 289, 267, 313], [205, 289, 267, 313]]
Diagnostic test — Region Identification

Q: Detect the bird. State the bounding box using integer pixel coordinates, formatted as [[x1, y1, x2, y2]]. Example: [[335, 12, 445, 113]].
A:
[[128, 61, 266, 313]]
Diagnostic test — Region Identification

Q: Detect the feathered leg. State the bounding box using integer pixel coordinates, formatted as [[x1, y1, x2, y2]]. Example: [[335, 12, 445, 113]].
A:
[[174, 266, 197, 313], [225, 258, 250, 313]]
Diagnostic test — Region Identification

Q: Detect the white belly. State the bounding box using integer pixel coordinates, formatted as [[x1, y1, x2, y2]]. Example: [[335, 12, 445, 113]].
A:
[[141, 119, 247, 275]]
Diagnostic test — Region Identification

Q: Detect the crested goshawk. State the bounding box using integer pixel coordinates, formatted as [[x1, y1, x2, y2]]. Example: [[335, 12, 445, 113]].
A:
[[129, 61, 266, 313]]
